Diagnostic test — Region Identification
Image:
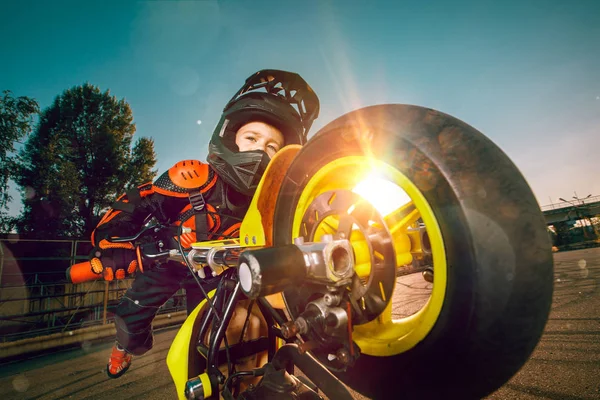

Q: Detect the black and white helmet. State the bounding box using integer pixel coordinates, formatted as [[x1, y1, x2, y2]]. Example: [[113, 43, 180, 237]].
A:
[[207, 69, 320, 195]]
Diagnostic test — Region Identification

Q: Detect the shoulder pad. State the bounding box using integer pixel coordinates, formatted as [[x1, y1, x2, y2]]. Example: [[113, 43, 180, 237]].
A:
[[153, 160, 217, 197]]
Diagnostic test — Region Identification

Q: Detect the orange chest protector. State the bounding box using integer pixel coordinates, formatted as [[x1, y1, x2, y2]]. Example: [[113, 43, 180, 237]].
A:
[[94, 160, 243, 248]]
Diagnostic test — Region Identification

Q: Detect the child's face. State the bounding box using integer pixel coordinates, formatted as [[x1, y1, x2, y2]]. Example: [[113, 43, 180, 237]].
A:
[[235, 121, 285, 158]]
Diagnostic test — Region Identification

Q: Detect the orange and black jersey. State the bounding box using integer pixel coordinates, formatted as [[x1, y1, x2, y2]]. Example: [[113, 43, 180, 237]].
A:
[[92, 160, 250, 249]]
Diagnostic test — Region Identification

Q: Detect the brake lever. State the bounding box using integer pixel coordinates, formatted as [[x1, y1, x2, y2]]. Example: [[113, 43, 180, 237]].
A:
[[107, 223, 166, 243], [106, 222, 193, 267]]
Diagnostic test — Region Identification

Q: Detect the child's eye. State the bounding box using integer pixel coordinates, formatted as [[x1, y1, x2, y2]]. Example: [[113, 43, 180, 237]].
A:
[[268, 145, 279, 153]]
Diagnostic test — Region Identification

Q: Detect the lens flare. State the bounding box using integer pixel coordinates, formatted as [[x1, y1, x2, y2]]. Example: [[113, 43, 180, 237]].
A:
[[353, 174, 410, 216]]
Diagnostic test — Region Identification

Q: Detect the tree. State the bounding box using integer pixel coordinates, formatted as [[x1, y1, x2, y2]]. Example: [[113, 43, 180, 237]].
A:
[[14, 83, 157, 237], [126, 136, 158, 187], [0, 90, 39, 232]]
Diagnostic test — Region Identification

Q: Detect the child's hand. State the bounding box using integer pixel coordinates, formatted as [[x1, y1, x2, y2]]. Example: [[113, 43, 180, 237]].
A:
[[90, 239, 140, 281]]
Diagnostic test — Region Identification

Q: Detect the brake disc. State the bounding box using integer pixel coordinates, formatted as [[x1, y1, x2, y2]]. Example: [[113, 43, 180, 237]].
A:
[[286, 189, 397, 325]]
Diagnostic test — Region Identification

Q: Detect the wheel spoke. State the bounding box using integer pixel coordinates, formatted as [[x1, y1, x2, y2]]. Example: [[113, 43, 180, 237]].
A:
[[384, 201, 420, 235], [319, 217, 340, 236], [336, 214, 355, 240]]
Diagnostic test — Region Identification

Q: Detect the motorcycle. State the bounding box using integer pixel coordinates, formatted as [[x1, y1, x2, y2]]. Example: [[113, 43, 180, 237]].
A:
[[69, 104, 554, 399]]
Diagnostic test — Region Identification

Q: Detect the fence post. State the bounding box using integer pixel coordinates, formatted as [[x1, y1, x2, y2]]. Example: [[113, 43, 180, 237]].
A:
[[0, 241, 4, 287], [103, 281, 109, 325], [70, 240, 76, 267]]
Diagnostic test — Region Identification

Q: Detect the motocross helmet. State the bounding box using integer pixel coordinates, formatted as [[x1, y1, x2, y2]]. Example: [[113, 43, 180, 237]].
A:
[[207, 69, 320, 196]]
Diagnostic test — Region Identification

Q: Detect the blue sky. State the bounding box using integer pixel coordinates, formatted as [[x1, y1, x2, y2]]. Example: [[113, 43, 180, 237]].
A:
[[1, 0, 599, 213]]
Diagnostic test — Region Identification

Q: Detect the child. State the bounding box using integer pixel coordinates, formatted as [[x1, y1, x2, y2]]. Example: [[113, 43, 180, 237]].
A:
[[89, 69, 320, 378]]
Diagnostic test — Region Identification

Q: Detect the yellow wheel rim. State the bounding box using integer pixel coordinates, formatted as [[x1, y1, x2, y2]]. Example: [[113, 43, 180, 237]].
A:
[[290, 156, 447, 356]]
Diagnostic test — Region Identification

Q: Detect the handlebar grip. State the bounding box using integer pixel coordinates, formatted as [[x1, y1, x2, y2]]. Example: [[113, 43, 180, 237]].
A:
[[67, 261, 103, 284]]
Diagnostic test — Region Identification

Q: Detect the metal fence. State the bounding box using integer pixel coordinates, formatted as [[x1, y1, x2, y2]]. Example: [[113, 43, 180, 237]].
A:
[[0, 236, 187, 343], [540, 195, 600, 212]]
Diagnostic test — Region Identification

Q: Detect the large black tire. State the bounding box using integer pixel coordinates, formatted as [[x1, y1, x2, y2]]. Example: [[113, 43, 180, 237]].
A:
[[273, 104, 554, 399]]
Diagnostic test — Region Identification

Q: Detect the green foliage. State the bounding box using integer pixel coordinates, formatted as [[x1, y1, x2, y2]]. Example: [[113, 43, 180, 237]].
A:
[[126, 136, 158, 188], [0, 90, 39, 231], [14, 83, 157, 237]]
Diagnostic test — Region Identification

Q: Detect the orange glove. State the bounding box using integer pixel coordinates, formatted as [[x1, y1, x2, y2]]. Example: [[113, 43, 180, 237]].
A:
[[90, 239, 143, 281]]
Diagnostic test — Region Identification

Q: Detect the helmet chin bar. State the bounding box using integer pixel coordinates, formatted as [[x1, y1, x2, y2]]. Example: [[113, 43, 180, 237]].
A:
[[207, 143, 270, 196]]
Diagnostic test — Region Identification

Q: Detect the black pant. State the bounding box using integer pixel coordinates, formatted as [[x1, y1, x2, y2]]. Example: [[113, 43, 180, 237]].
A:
[[114, 261, 220, 355]]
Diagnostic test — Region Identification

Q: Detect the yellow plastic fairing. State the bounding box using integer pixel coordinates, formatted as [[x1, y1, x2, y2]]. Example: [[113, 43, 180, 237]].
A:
[[167, 290, 216, 400], [239, 145, 301, 247]]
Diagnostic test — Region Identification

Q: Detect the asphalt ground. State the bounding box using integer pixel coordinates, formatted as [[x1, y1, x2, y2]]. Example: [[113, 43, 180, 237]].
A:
[[1, 248, 599, 399]]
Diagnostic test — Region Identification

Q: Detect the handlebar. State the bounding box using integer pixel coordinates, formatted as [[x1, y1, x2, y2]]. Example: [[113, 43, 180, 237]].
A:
[[67, 222, 198, 284], [107, 222, 177, 243], [107, 222, 195, 263]]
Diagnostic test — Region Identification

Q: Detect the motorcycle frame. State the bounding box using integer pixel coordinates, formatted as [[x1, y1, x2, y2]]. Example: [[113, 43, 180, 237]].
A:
[[166, 145, 356, 399]]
